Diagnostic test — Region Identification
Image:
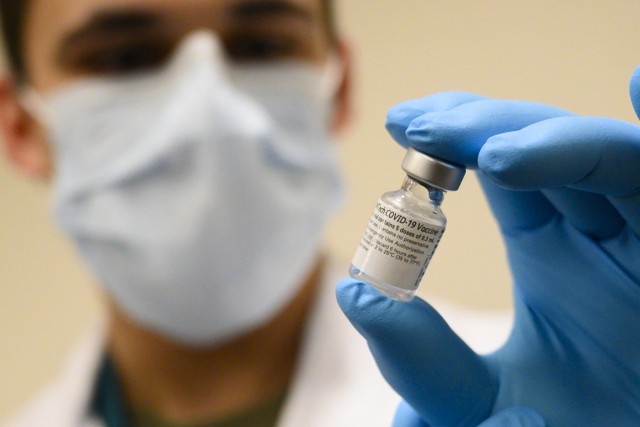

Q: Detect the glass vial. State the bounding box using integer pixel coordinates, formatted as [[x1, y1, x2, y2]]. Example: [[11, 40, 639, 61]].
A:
[[350, 147, 466, 301]]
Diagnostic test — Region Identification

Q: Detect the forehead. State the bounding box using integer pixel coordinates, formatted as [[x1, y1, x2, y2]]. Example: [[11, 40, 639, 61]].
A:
[[27, 0, 324, 36]]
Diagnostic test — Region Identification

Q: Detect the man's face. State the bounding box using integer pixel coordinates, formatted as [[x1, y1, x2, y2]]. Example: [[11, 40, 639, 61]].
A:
[[24, 0, 333, 93]]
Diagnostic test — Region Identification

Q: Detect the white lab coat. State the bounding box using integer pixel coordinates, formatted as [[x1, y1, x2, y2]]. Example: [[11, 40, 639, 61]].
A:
[[4, 261, 512, 427]]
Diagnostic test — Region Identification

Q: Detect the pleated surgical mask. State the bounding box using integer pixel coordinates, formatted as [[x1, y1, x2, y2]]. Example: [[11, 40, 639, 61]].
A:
[[24, 31, 345, 345]]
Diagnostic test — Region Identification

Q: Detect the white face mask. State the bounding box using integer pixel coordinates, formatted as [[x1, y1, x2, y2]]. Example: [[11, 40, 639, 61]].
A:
[[26, 32, 345, 345]]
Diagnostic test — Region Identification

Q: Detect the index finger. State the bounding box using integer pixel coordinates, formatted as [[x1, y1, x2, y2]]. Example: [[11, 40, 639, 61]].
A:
[[386, 92, 486, 147]]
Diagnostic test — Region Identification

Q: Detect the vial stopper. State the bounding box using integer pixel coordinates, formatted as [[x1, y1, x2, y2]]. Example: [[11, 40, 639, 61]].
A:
[[401, 147, 466, 191]]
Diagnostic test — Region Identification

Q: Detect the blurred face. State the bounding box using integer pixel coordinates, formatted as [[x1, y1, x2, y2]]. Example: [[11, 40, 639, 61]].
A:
[[0, 0, 350, 345], [24, 0, 334, 93]]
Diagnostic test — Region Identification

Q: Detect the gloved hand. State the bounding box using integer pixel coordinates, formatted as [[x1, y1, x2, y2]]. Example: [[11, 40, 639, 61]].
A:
[[337, 67, 640, 426]]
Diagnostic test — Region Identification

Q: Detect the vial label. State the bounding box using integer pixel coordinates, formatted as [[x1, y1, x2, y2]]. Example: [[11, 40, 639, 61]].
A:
[[351, 200, 445, 291]]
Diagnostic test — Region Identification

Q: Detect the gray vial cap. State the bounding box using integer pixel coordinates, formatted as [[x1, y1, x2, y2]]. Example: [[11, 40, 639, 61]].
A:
[[401, 147, 466, 191]]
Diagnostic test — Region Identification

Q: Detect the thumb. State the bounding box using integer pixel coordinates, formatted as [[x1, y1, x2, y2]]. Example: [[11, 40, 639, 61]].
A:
[[392, 401, 428, 427], [336, 279, 498, 427], [390, 402, 546, 427], [628, 65, 640, 121]]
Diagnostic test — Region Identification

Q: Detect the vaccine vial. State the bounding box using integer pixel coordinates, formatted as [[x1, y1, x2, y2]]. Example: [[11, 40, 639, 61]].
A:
[[350, 147, 466, 301]]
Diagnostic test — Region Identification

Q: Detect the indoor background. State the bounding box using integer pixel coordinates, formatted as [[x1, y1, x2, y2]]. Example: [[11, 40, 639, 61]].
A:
[[2, 0, 640, 419]]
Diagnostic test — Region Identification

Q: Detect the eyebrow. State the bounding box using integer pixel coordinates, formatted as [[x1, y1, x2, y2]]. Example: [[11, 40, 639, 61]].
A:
[[230, 0, 313, 22], [56, 1, 312, 60], [59, 9, 163, 49], [63, 0, 312, 44]]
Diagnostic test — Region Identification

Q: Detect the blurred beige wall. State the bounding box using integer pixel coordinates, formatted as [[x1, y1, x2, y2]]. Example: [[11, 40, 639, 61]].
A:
[[2, 0, 640, 420]]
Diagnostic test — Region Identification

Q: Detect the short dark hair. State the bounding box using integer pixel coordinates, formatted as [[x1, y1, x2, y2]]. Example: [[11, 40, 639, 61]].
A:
[[0, 0, 338, 83], [0, 1, 29, 82]]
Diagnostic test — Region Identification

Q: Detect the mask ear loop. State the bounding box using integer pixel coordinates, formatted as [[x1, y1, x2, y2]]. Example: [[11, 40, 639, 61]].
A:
[[18, 87, 53, 127], [318, 52, 344, 100]]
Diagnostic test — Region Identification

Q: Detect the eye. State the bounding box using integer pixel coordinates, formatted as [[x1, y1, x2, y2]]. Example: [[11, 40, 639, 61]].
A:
[[75, 41, 173, 75], [224, 34, 298, 62]]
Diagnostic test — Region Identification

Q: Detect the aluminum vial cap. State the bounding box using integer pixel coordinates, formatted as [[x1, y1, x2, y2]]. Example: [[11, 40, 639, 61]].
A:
[[401, 147, 466, 191]]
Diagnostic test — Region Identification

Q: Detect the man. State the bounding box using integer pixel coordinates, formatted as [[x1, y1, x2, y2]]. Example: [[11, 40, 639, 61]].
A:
[[8, 1, 637, 426], [0, 1, 407, 425]]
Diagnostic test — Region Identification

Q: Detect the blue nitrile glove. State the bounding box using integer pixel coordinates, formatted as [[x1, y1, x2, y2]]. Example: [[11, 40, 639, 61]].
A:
[[337, 67, 640, 427]]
